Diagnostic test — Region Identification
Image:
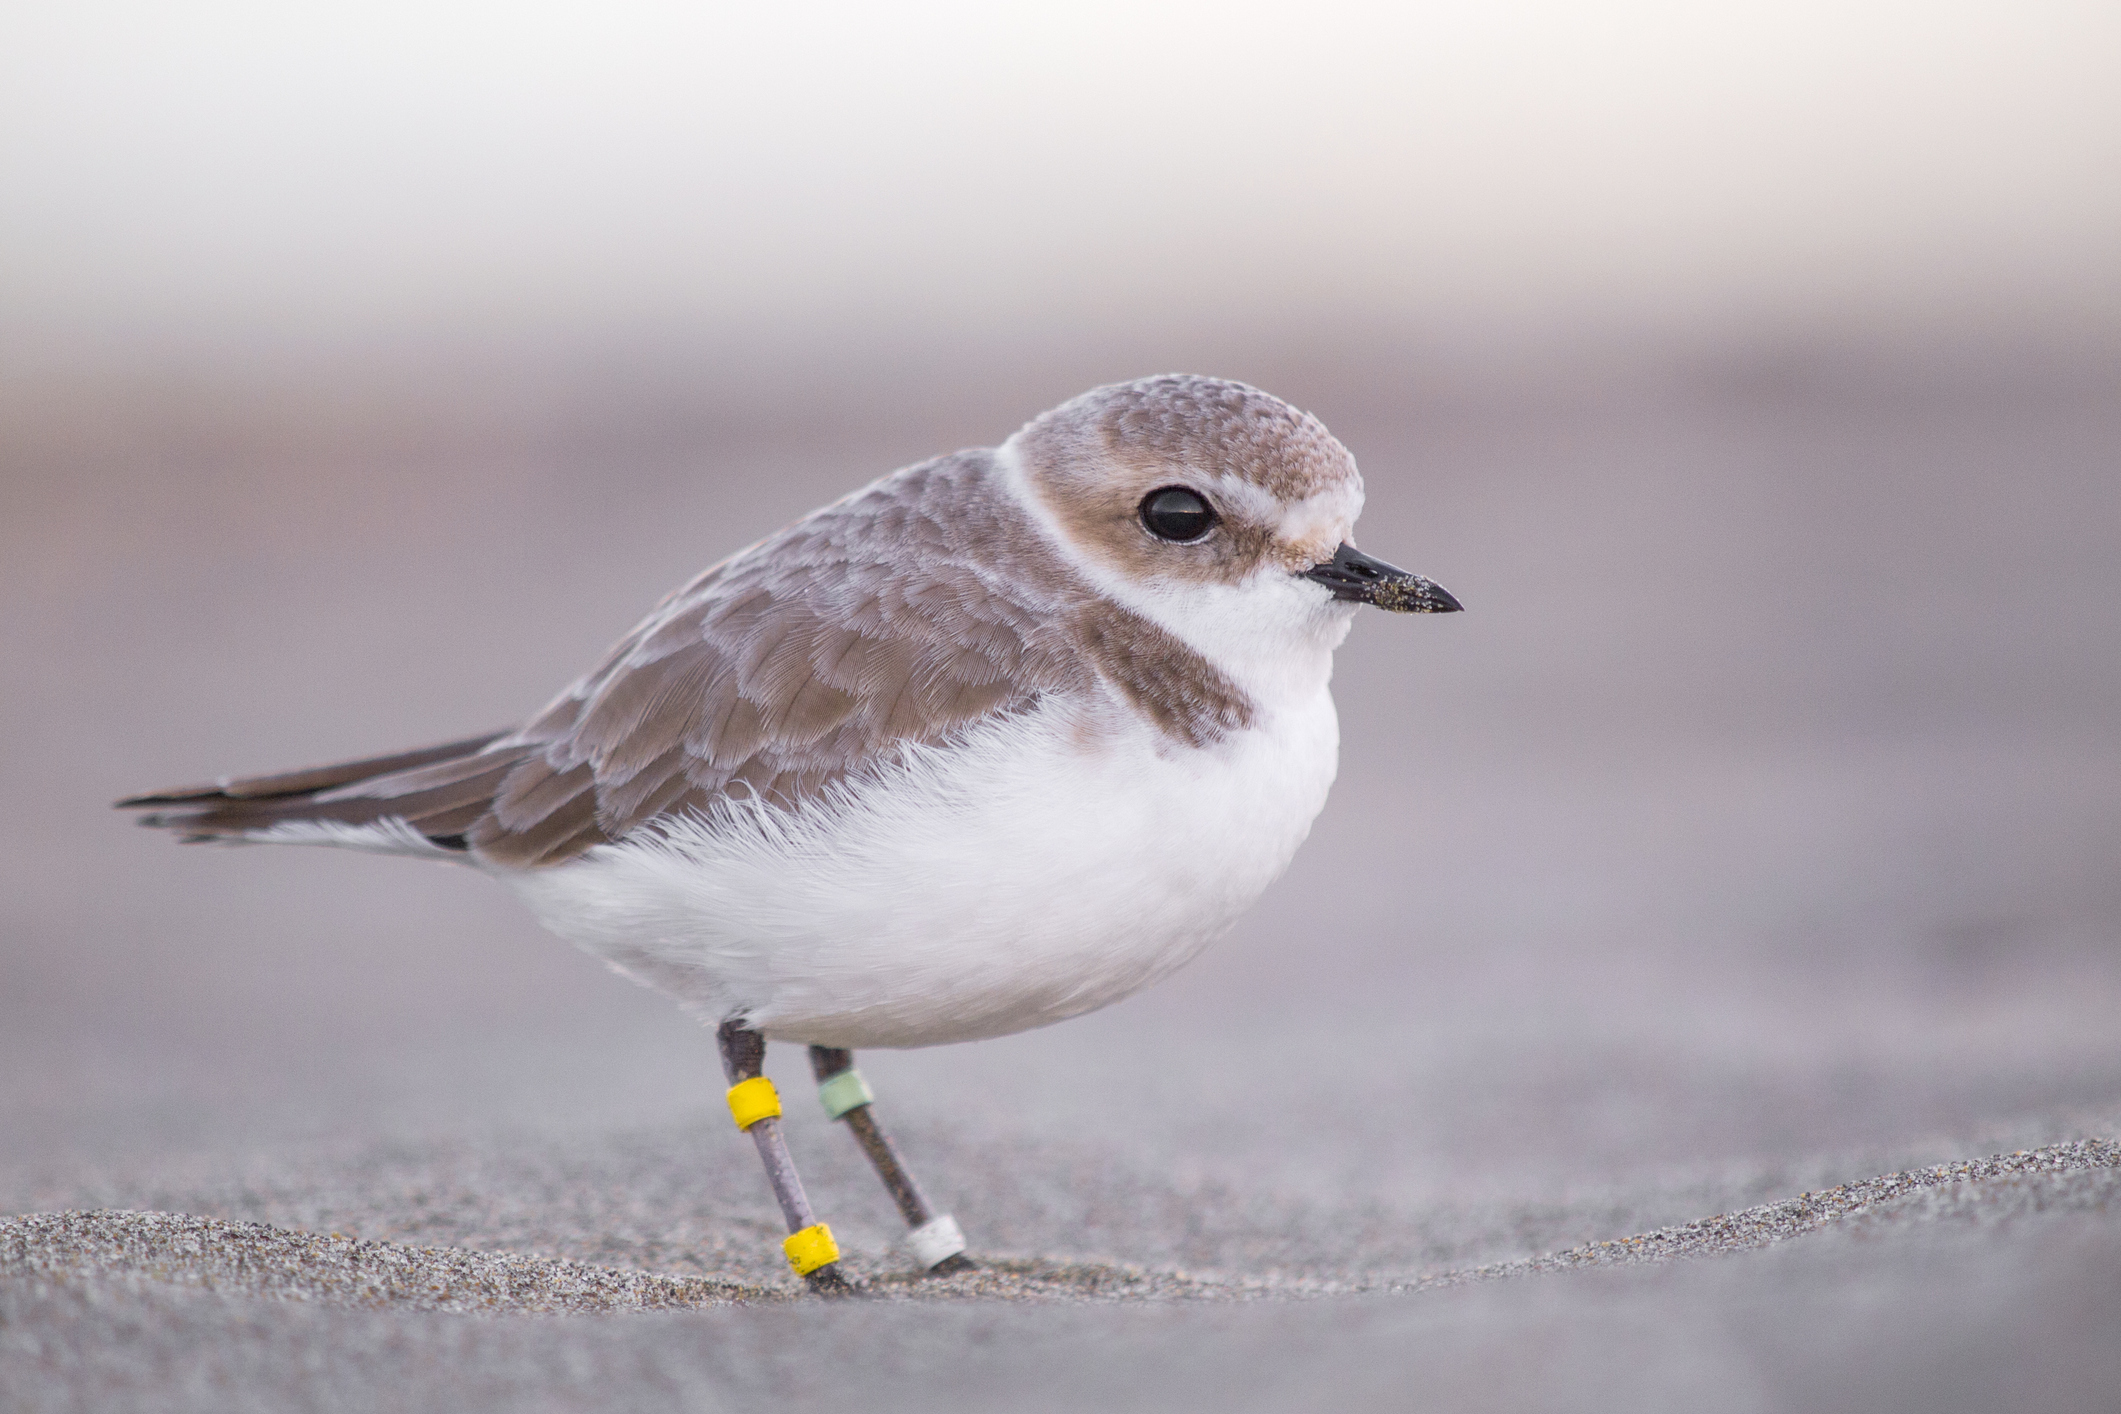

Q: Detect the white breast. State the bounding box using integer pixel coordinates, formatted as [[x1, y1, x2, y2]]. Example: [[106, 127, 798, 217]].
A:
[[502, 686, 1340, 1049]]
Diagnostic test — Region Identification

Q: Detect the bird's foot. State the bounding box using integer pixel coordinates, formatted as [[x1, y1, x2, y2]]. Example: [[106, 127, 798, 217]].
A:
[[804, 1263, 863, 1297]]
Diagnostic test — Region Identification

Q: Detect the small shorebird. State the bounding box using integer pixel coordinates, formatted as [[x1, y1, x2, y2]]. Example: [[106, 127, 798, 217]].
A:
[[119, 374, 1461, 1290]]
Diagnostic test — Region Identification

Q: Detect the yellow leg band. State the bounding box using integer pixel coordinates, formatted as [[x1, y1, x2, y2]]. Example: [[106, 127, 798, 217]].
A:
[[726, 1076, 782, 1130], [783, 1222, 840, 1276]]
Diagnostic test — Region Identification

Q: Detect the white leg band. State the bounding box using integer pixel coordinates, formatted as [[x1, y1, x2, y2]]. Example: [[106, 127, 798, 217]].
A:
[[905, 1214, 966, 1269]]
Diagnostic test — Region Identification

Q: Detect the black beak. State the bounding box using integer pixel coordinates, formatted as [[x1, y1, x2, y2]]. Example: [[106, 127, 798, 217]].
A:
[[1301, 543, 1463, 614]]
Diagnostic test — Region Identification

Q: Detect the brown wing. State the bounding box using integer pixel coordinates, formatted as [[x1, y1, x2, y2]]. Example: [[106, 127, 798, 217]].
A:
[[463, 452, 1099, 864], [465, 449, 1126, 865], [120, 449, 1250, 866]]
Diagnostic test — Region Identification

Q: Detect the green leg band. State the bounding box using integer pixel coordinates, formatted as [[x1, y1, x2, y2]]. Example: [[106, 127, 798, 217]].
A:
[[818, 1067, 875, 1120]]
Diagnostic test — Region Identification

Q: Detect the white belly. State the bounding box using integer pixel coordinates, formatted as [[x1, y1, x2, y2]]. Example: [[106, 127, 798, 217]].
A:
[[502, 690, 1341, 1048]]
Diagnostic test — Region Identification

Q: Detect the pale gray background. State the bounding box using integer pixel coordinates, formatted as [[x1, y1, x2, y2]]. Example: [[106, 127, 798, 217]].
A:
[[3, 3, 2118, 1409]]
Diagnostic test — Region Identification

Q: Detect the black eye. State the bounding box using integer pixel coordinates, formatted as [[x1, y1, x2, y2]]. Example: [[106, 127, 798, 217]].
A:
[[1139, 487, 1215, 542]]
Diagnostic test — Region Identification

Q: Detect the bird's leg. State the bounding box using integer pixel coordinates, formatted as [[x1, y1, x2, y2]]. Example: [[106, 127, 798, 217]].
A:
[[808, 1046, 973, 1274], [716, 1019, 852, 1293]]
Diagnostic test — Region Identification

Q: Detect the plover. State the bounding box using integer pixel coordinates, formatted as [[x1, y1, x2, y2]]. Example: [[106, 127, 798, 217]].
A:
[[119, 374, 1461, 1290]]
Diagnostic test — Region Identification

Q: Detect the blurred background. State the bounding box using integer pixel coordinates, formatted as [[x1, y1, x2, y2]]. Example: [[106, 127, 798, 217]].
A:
[[3, 0, 2118, 1232]]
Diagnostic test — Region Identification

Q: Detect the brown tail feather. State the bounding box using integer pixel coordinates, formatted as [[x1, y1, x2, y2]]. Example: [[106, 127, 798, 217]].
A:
[[117, 732, 513, 806], [116, 731, 523, 851]]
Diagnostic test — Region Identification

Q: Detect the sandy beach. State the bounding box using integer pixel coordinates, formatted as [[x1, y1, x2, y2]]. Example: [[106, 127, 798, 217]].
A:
[[5, 1134, 2118, 1410]]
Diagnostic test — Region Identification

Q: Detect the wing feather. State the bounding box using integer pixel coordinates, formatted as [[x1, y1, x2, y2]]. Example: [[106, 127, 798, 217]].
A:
[[119, 448, 1253, 865]]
